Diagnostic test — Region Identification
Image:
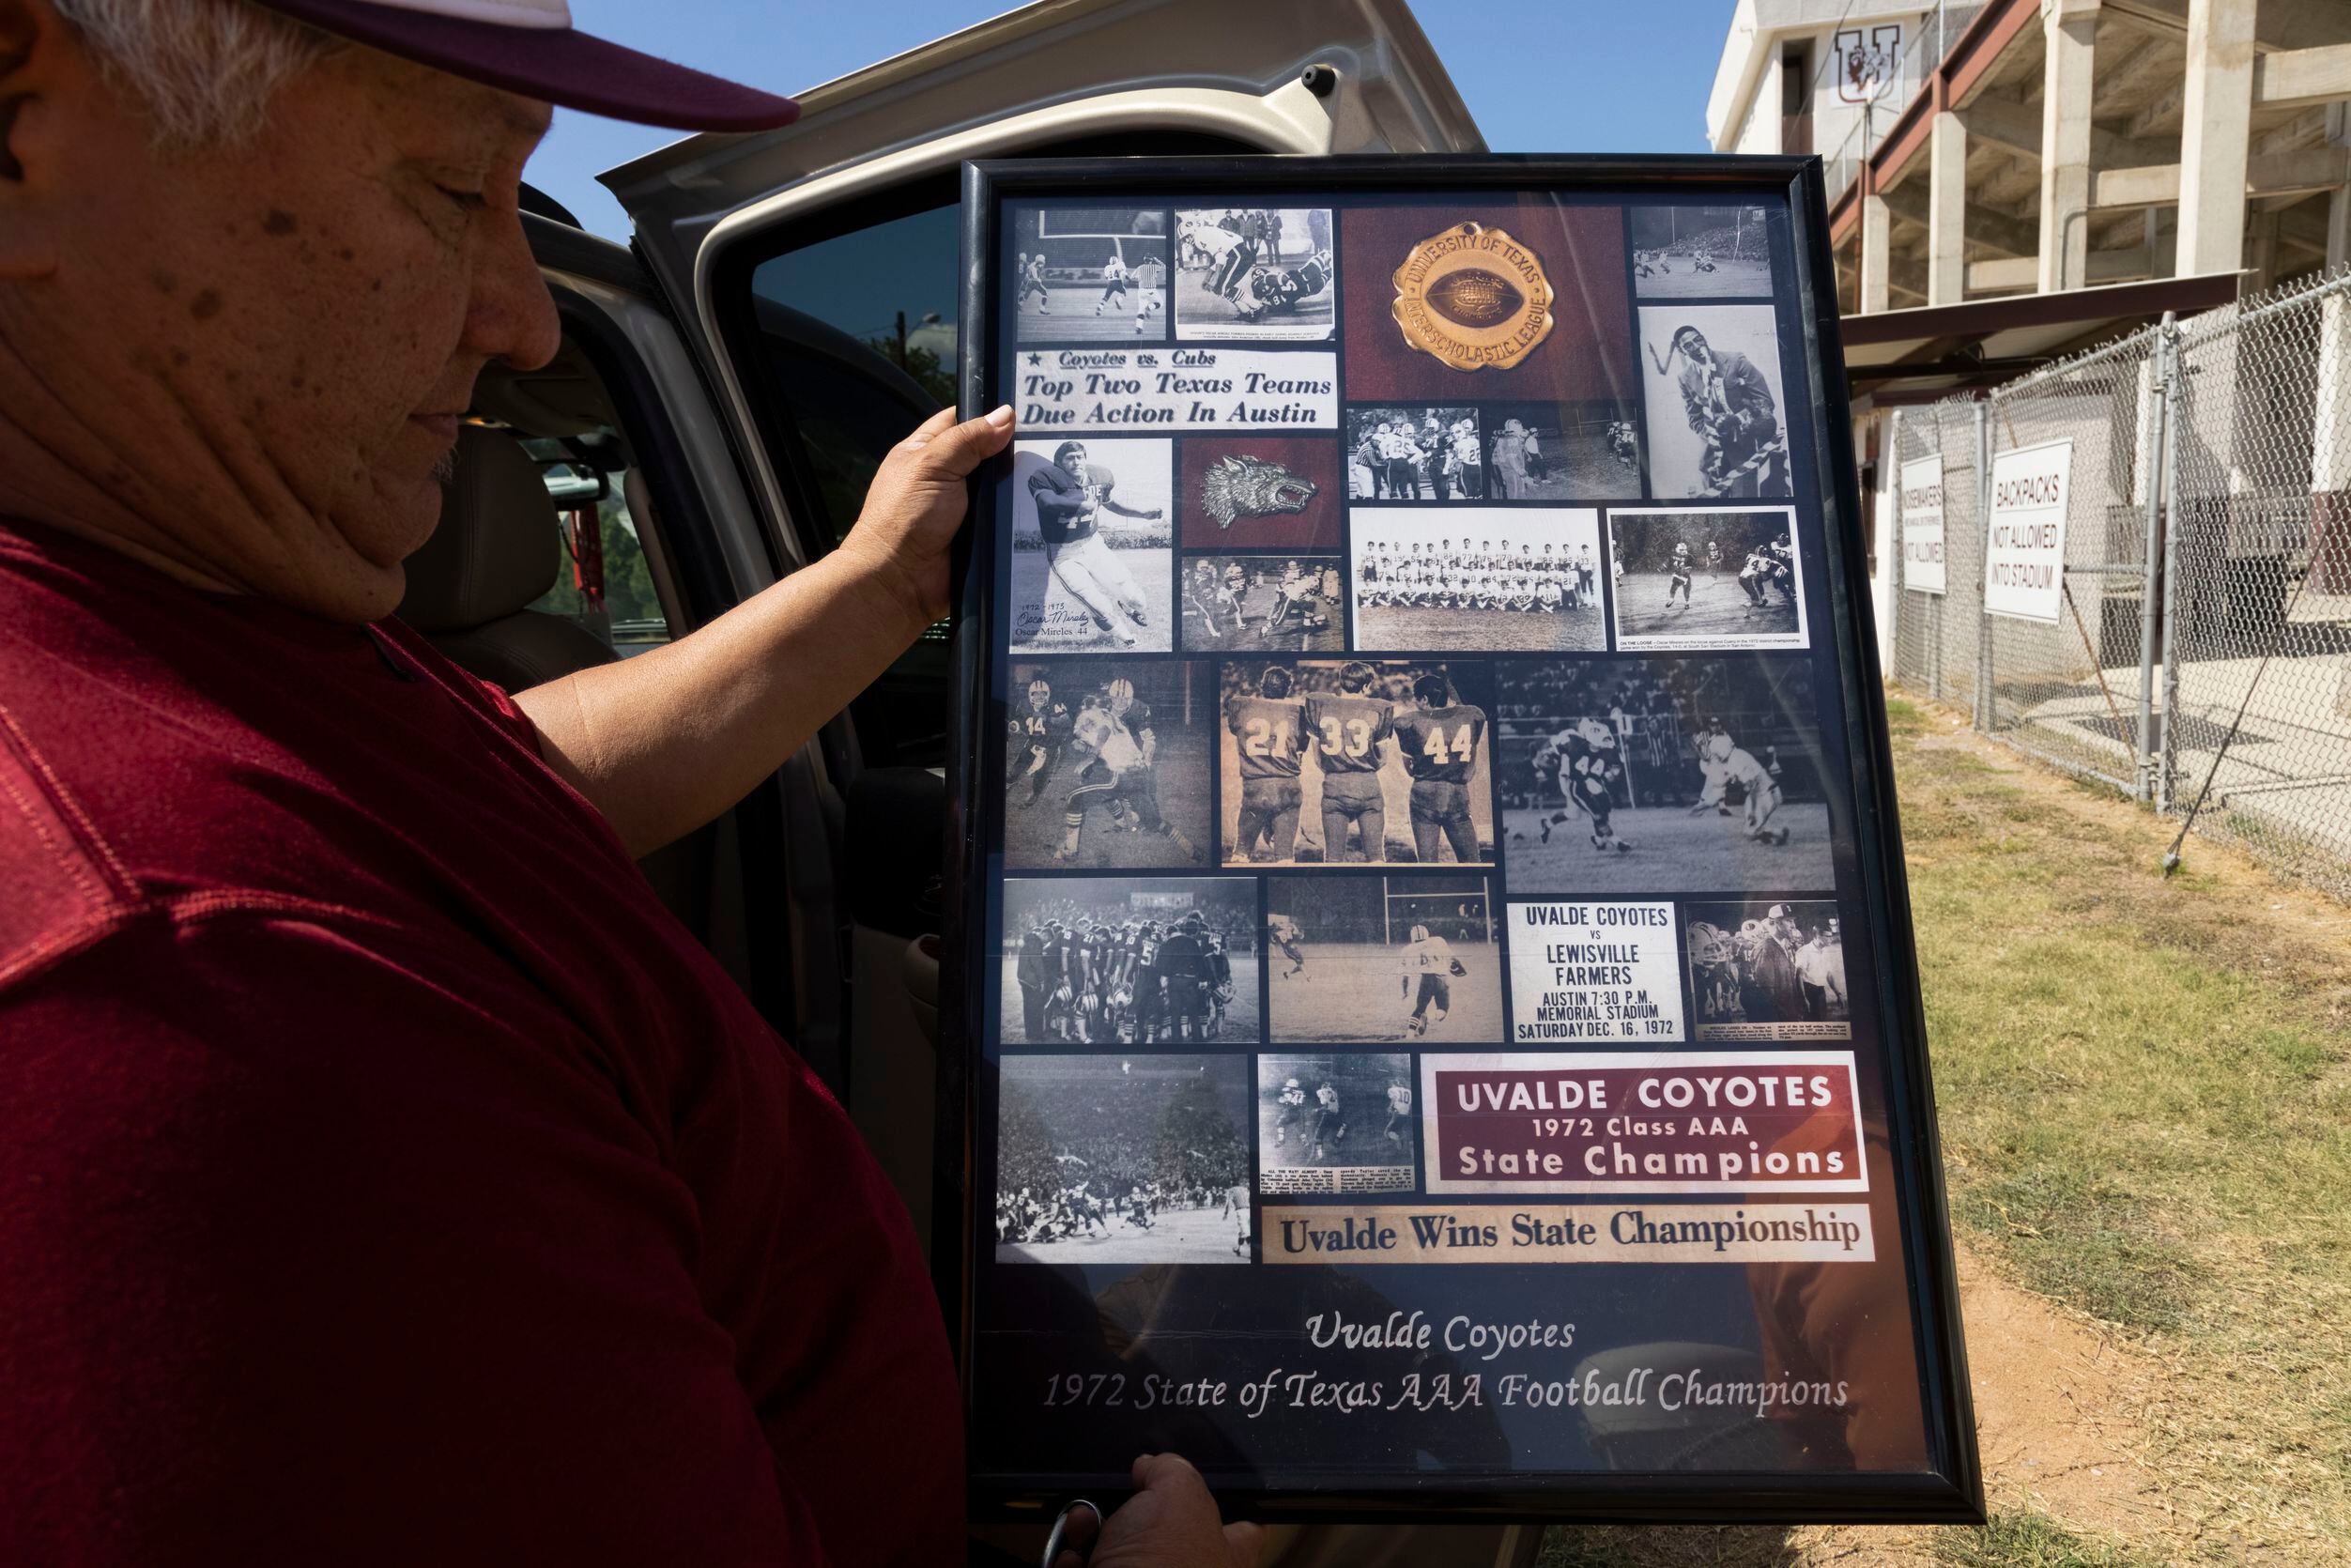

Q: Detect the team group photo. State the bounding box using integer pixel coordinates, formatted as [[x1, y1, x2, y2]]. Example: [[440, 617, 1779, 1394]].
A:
[[1003, 660, 1212, 870], [993, 1053, 1254, 1264], [1007, 436, 1174, 653], [1001, 876, 1261, 1047], [1255, 1053, 1417, 1194], [1179, 555, 1345, 653], [1494, 653, 1835, 893], [1012, 206, 1169, 342], [1220, 659, 1496, 868], [1264, 873, 1503, 1044], [1628, 203, 1778, 299], [1174, 207, 1336, 341], [1608, 505, 1806, 650], [1347, 507, 1607, 653]]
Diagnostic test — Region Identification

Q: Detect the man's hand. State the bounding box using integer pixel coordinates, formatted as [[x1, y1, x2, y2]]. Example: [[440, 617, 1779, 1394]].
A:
[[834, 404, 1016, 627], [1052, 1454, 1259, 1568]]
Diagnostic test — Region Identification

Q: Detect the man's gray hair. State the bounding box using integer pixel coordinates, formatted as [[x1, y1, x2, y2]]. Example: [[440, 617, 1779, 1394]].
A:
[[55, 0, 345, 146]]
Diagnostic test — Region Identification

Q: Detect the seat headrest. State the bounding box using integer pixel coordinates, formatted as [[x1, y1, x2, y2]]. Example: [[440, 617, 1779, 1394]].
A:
[[399, 427, 561, 634]]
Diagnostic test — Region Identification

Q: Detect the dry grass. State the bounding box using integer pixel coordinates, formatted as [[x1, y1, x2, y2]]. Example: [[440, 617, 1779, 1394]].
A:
[[1539, 693, 2351, 1567]]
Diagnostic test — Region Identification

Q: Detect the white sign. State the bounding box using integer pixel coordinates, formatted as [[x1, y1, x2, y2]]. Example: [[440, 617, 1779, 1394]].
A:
[[1985, 438, 2072, 623], [1015, 346, 1336, 432], [1507, 901, 1685, 1044], [1898, 453, 1946, 596]]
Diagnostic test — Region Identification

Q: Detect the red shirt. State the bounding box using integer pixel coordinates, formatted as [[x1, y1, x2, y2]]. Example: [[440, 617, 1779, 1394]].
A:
[[0, 523, 961, 1565]]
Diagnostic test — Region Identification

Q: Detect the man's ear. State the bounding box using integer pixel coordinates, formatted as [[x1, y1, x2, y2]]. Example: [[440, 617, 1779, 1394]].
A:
[[0, 0, 81, 279]]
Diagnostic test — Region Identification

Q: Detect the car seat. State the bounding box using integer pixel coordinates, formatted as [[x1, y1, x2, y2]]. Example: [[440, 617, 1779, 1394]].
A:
[[398, 426, 714, 938]]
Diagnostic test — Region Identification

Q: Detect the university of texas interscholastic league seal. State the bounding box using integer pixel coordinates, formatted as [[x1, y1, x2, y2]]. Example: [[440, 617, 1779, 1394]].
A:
[[1390, 222, 1557, 372]]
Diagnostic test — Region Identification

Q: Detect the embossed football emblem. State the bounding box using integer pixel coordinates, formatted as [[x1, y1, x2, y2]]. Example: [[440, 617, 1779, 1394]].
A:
[[1391, 221, 1557, 372], [1200, 454, 1318, 530], [1423, 268, 1525, 330]]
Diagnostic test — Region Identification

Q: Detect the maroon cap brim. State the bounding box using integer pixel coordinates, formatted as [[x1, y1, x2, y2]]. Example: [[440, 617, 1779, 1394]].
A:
[[251, 0, 800, 132]]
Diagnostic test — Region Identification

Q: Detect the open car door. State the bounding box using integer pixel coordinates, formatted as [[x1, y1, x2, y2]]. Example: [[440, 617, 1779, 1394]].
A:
[[598, 0, 1483, 1257]]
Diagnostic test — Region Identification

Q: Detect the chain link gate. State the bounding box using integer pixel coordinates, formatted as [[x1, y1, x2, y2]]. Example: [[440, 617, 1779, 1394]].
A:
[[2161, 274, 2351, 899], [1886, 266, 2351, 900]]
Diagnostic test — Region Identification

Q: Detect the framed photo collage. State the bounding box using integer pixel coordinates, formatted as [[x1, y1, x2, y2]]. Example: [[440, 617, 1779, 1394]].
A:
[[947, 157, 1976, 1524]]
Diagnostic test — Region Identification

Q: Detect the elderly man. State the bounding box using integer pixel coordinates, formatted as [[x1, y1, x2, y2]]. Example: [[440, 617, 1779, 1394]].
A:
[[0, 2, 1252, 1565]]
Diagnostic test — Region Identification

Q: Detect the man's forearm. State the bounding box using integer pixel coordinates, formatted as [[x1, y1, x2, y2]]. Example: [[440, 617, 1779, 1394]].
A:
[[515, 552, 927, 857]]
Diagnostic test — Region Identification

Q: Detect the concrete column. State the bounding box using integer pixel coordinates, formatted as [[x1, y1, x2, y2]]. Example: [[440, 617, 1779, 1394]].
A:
[[1928, 110, 1968, 304], [2039, 0, 2100, 292], [2326, 105, 2350, 269], [1859, 192, 1893, 313], [2176, 0, 2257, 277]]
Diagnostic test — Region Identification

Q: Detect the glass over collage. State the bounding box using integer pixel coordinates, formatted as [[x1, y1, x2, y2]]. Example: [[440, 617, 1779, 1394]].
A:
[[970, 186, 1936, 1487]]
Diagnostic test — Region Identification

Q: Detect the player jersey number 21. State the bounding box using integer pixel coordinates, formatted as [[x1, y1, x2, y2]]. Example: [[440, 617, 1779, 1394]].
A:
[[1242, 716, 1298, 761]]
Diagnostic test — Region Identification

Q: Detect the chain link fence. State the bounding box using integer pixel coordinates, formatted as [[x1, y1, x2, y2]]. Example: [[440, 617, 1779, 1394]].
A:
[[1889, 266, 2351, 900]]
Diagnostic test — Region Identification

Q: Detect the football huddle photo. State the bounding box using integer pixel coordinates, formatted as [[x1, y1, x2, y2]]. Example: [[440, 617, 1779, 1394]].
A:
[[1000, 876, 1262, 1048], [1219, 660, 1496, 868]]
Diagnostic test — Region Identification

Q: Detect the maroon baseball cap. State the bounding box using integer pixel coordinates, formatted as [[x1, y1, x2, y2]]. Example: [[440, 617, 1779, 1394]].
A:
[[248, 0, 801, 131]]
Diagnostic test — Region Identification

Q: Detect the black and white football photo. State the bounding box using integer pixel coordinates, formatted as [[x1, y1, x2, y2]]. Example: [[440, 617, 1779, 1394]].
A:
[[1348, 508, 1606, 653], [1345, 407, 1486, 500], [1008, 437, 1173, 653], [1173, 207, 1334, 341], [1629, 204, 1776, 299], [994, 1053, 1254, 1265], [1637, 304, 1793, 501], [1481, 400, 1644, 500], [1003, 661, 1211, 870], [1608, 506, 1806, 651], [1177, 556, 1345, 653], [1264, 873, 1503, 1044], [1494, 654, 1835, 893], [1684, 899, 1852, 1041], [1000, 877, 1261, 1046], [1219, 660, 1496, 867], [1255, 1053, 1417, 1195], [1011, 207, 1169, 343]]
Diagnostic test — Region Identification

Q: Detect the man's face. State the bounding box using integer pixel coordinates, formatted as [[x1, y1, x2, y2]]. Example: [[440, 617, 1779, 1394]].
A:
[[1681, 334, 1713, 368], [1058, 447, 1086, 478], [0, 25, 559, 620]]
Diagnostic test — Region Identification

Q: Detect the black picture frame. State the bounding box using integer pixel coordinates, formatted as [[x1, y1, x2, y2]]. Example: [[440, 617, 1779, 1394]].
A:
[[942, 155, 1980, 1526]]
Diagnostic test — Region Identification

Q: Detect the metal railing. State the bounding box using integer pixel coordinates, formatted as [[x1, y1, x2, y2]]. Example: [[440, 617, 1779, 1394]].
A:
[[1890, 266, 2351, 899]]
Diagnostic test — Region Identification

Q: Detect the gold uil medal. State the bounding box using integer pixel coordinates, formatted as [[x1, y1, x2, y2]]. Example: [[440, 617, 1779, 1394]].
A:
[[1391, 222, 1557, 372]]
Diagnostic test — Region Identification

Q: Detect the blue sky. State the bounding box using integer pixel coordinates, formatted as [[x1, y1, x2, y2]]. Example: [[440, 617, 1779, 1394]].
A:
[[533, 1, 1733, 240]]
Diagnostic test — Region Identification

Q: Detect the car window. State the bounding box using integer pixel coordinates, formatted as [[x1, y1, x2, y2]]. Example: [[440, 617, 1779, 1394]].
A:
[[521, 441, 673, 657], [742, 200, 957, 768]]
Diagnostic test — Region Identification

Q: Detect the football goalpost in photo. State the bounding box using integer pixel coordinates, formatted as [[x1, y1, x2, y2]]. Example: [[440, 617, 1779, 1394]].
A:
[[1379, 878, 1495, 947], [1033, 212, 1167, 284]]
